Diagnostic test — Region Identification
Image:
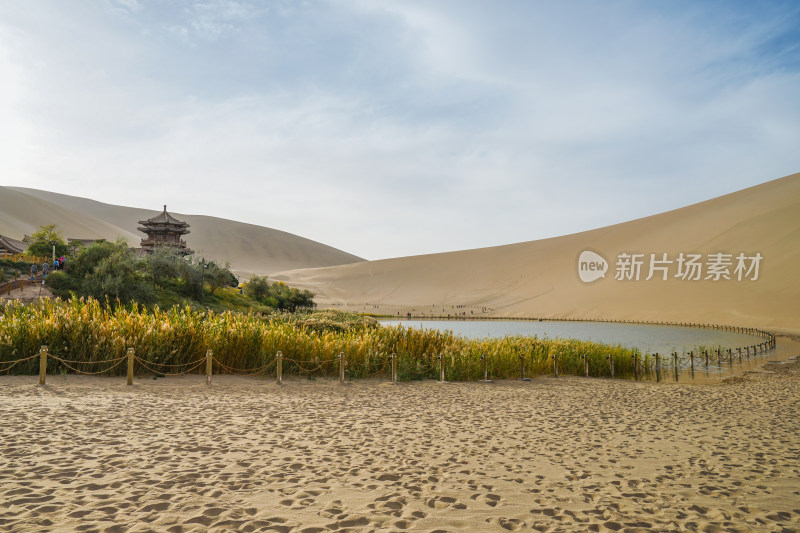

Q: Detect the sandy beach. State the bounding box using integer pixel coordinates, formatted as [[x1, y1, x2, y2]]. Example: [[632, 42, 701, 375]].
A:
[[2, 352, 799, 532]]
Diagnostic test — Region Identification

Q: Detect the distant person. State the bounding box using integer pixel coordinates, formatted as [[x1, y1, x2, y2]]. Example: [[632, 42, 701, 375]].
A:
[[42, 262, 49, 278], [30, 263, 37, 281], [53, 259, 59, 271]]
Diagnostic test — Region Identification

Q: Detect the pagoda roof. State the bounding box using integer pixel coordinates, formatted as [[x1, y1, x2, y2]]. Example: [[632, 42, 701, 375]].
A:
[[136, 224, 191, 235], [0, 234, 28, 254], [138, 205, 190, 229]]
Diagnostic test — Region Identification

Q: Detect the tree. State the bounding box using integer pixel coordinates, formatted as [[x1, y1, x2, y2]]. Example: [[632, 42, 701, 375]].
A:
[[25, 224, 68, 258], [143, 247, 183, 288], [243, 277, 315, 311], [176, 256, 205, 301], [68, 240, 118, 279], [83, 245, 155, 304], [203, 260, 234, 295], [243, 275, 271, 302]]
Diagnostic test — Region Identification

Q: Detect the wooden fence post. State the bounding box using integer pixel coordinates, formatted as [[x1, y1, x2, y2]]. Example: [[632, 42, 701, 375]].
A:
[[38, 346, 48, 386], [634, 354, 639, 381], [672, 352, 678, 382], [518, 355, 531, 382], [127, 348, 134, 386], [655, 353, 660, 382], [583, 354, 589, 377], [338, 352, 345, 384], [391, 353, 397, 383], [552, 354, 558, 378], [276, 351, 283, 384], [206, 349, 213, 385], [478, 355, 493, 383], [608, 355, 614, 378], [436, 354, 449, 383]]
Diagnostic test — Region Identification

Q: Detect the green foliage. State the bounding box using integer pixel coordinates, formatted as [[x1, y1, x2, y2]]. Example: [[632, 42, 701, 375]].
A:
[[68, 240, 118, 279], [243, 275, 270, 301], [203, 287, 275, 314], [287, 310, 378, 333], [46, 239, 154, 304], [46, 241, 252, 312], [43, 271, 80, 298], [0, 259, 30, 284], [243, 277, 315, 311], [0, 298, 642, 382], [177, 256, 205, 301], [83, 244, 155, 305], [25, 224, 69, 258], [143, 247, 182, 288], [203, 260, 234, 295]]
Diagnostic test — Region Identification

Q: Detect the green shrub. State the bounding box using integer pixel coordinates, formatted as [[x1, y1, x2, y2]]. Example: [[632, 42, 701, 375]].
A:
[[44, 271, 80, 298]]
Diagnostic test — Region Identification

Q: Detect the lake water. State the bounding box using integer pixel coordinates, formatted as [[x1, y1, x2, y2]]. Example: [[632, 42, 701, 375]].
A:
[[379, 319, 786, 382], [379, 319, 763, 354]]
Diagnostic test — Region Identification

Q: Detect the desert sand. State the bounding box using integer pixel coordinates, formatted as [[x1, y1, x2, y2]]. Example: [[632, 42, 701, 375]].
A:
[[0, 186, 363, 276], [274, 172, 800, 333], [2, 341, 799, 532], [3, 173, 799, 331]]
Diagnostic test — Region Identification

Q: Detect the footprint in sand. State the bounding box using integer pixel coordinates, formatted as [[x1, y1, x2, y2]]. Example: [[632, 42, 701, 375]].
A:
[[425, 495, 466, 510], [486, 517, 526, 531], [368, 493, 408, 517]]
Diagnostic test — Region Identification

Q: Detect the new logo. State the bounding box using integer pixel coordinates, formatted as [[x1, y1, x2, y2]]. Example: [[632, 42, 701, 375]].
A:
[[578, 250, 608, 283]]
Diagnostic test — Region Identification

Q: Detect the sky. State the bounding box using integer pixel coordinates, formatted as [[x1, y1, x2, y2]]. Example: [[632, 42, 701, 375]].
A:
[[1, 1, 799, 260]]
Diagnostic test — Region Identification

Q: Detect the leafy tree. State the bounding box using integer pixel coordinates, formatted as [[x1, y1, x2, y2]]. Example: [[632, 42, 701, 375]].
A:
[[67, 240, 118, 279], [243, 275, 271, 301], [83, 245, 155, 304], [243, 277, 315, 311], [25, 224, 69, 258], [173, 256, 203, 300], [143, 247, 183, 288], [203, 260, 234, 295], [45, 238, 245, 309]]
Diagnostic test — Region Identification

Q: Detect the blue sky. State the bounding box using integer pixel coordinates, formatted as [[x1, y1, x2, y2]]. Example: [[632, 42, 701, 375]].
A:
[[1, 1, 798, 260]]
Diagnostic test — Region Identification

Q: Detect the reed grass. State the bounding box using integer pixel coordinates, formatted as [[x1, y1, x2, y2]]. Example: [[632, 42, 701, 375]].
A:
[[0, 297, 642, 380]]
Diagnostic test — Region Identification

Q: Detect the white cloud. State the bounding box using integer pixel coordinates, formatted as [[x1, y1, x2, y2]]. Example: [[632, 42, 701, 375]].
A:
[[0, 1, 798, 259]]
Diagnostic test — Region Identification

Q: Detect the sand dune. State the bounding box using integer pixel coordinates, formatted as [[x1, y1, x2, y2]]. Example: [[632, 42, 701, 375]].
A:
[[3, 174, 798, 331], [274, 173, 800, 332], [1, 352, 800, 532], [0, 187, 363, 275]]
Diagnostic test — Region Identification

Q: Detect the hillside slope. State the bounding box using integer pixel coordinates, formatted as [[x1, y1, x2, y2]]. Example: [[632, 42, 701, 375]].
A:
[[274, 173, 800, 332], [0, 187, 363, 275]]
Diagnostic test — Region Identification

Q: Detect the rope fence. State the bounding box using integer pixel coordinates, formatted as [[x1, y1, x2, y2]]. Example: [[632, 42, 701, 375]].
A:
[[0, 318, 779, 385], [1, 331, 779, 387]]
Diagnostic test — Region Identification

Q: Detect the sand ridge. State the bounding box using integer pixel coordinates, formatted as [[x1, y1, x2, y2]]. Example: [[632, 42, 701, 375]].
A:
[[3, 174, 798, 330], [274, 172, 800, 332], [0, 186, 363, 276], [2, 355, 799, 532]]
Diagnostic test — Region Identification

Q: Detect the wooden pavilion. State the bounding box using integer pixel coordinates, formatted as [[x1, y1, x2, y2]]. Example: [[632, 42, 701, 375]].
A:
[[137, 205, 193, 255]]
